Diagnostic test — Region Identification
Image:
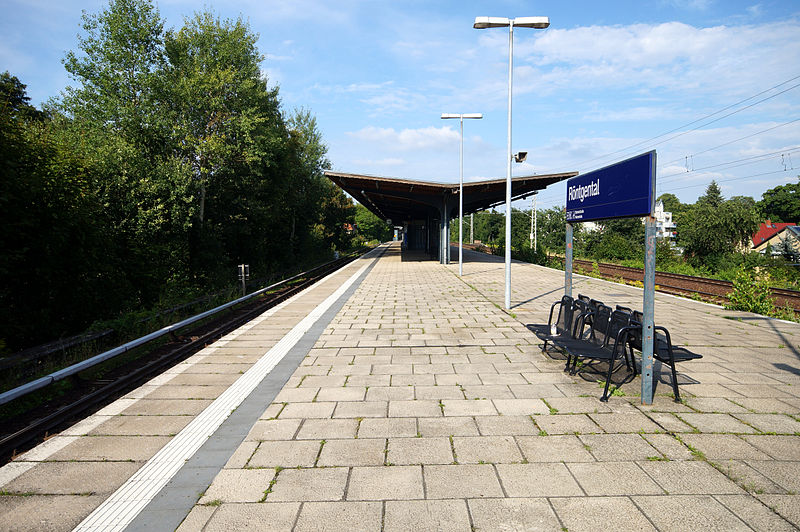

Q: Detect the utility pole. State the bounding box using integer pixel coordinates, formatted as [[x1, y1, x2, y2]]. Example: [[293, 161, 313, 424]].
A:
[[470, 213, 474, 244]]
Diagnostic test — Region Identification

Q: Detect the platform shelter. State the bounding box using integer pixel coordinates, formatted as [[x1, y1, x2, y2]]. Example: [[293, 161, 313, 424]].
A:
[[325, 170, 577, 263]]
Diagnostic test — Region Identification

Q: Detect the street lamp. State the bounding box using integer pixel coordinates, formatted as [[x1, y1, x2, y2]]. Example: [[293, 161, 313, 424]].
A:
[[442, 112, 483, 277], [474, 15, 549, 310]]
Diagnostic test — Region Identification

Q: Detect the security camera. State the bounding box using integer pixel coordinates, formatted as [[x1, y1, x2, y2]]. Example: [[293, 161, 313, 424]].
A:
[[514, 151, 528, 163]]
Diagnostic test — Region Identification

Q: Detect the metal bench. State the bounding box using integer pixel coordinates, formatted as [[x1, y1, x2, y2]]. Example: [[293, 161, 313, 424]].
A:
[[628, 311, 703, 402]]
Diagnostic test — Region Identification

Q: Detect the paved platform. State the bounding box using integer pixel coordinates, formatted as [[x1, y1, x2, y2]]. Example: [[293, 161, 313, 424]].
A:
[[1, 242, 799, 531]]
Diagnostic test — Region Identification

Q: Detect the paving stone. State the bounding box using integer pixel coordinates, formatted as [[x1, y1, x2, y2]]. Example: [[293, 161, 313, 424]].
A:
[[424, 464, 504, 499], [551, 496, 656, 532], [643, 412, 695, 432], [48, 435, 170, 461], [365, 386, 414, 401], [508, 383, 565, 398], [638, 460, 744, 494], [144, 384, 229, 401], [461, 385, 515, 399], [175, 505, 215, 532], [516, 435, 595, 462], [715, 494, 798, 531], [676, 413, 760, 433], [741, 435, 800, 460], [2, 461, 140, 495], [248, 440, 320, 468], [88, 415, 193, 436], [391, 374, 436, 386], [316, 438, 386, 467], [492, 398, 549, 415], [413, 385, 465, 400], [203, 502, 300, 532], [333, 401, 387, 418], [475, 415, 538, 436], [496, 463, 583, 497], [246, 419, 302, 441], [418, 417, 479, 437], [357, 417, 417, 438], [279, 402, 336, 419], [686, 397, 750, 414], [0, 494, 107, 532], [579, 433, 659, 461], [120, 398, 213, 416], [734, 413, 800, 434], [569, 461, 664, 495], [711, 459, 788, 494], [467, 497, 561, 531], [388, 437, 453, 465], [435, 374, 482, 386], [680, 434, 771, 460], [347, 465, 423, 500], [315, 387, 367, 402], [533, 414, 602, 435], [641, 434, 694, 461], [296, 419, 359, 440], [385, 499, 471, 531], [388, 400, 442, 417], [224, 441, 258, 469], [745, 460, 800, 492], [452, 435, 522, 464], [633, 495, 751, 531], [199, 469, 276, 503], [545, 396, 613, 414], [266, 467, 348, 502], [757, 495, 800, 528], [588, 412, 662, 433], [441, 399, 497, 416]]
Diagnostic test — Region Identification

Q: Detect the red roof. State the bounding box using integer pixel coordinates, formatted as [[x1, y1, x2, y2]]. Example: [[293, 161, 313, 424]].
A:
[[752, 219, 797, 246]]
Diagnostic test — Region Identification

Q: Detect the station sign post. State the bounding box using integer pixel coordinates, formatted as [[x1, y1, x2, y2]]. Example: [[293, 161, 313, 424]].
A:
[[564, 151, 657, 404]]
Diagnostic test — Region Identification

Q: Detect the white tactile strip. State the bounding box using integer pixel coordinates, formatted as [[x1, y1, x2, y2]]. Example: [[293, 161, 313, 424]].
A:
[[72, 255, 375, 531]]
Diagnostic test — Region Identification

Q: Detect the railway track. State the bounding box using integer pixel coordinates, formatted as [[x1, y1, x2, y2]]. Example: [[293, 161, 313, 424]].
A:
[[571, 258, 800, 312], [0, 251, 365, 463]]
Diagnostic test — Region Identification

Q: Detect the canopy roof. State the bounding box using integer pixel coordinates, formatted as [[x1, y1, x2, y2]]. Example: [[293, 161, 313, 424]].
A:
[[325, 170, 578, 223]]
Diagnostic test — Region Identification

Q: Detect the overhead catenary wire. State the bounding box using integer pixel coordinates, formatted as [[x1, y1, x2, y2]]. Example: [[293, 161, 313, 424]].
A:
[[550, 73, 800, 175]]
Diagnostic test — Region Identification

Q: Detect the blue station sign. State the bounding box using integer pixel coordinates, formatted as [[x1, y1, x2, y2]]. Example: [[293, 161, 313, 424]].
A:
[[565, 151, 656, 222]]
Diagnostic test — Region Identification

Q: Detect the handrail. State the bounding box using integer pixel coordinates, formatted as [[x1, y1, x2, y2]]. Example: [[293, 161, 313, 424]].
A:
[[0, 251, 363, 406]]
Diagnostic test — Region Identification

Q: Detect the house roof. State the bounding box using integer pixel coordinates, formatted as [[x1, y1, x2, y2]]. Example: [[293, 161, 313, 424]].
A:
[[324, 170, 577, 223], [751, 220, 798, 246]]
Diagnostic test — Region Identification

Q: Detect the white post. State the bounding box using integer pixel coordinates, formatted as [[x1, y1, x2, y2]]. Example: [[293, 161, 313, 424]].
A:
[[529, 196, 534, 250], [534, 193, 538, 250], [459, 116, 464, 277], [470, 213, 474, 244], [504, 21, 514, 310]]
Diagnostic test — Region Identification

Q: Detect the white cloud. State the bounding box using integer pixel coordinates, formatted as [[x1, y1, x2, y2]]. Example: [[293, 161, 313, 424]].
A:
[[347, 125, 459, 151]]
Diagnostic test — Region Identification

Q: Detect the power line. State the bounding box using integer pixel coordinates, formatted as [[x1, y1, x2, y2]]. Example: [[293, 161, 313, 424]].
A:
[[658, 118, 800, 169], [552, 74, 800, 173]]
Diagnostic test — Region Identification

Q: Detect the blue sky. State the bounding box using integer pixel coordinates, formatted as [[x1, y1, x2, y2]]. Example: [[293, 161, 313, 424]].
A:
[[2, 0, 799, 212]]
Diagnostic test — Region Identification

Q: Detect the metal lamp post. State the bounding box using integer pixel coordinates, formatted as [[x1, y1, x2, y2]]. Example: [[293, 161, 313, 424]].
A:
[[474, 16, 549, 309], [441, 112, 483, 277]]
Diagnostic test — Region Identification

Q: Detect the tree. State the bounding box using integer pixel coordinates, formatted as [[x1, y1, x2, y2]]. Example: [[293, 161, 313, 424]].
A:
[[697, 180, 724, 208], [61, 0, 165, 139], [354, 204, 390, 243], [678, 183, 760, 265], [758, 178, 800, 223]]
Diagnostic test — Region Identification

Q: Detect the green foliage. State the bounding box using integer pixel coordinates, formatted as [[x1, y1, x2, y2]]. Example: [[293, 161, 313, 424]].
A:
[[0, 0, 356, 352], [354, 204, 391, 243], [725, 267, 775, 315], [758, 178, 800, 223], [678, 182, 761, 265]]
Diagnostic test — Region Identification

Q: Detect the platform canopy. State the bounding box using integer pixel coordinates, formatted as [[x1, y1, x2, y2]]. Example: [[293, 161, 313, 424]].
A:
[[325, 170, 578, 223]]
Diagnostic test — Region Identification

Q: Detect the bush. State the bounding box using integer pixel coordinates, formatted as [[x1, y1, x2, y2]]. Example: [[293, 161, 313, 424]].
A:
[[725, 267, 775, 315]]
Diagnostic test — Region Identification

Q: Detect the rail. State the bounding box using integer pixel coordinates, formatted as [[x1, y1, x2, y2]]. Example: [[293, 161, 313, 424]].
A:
[[570, 259, 800, 312], [0, 250, 365, 407]]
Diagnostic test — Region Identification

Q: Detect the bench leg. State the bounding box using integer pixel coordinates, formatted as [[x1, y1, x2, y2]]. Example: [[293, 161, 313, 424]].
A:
[[667, 361, 681, 402], [600, 353, 618, 402]]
